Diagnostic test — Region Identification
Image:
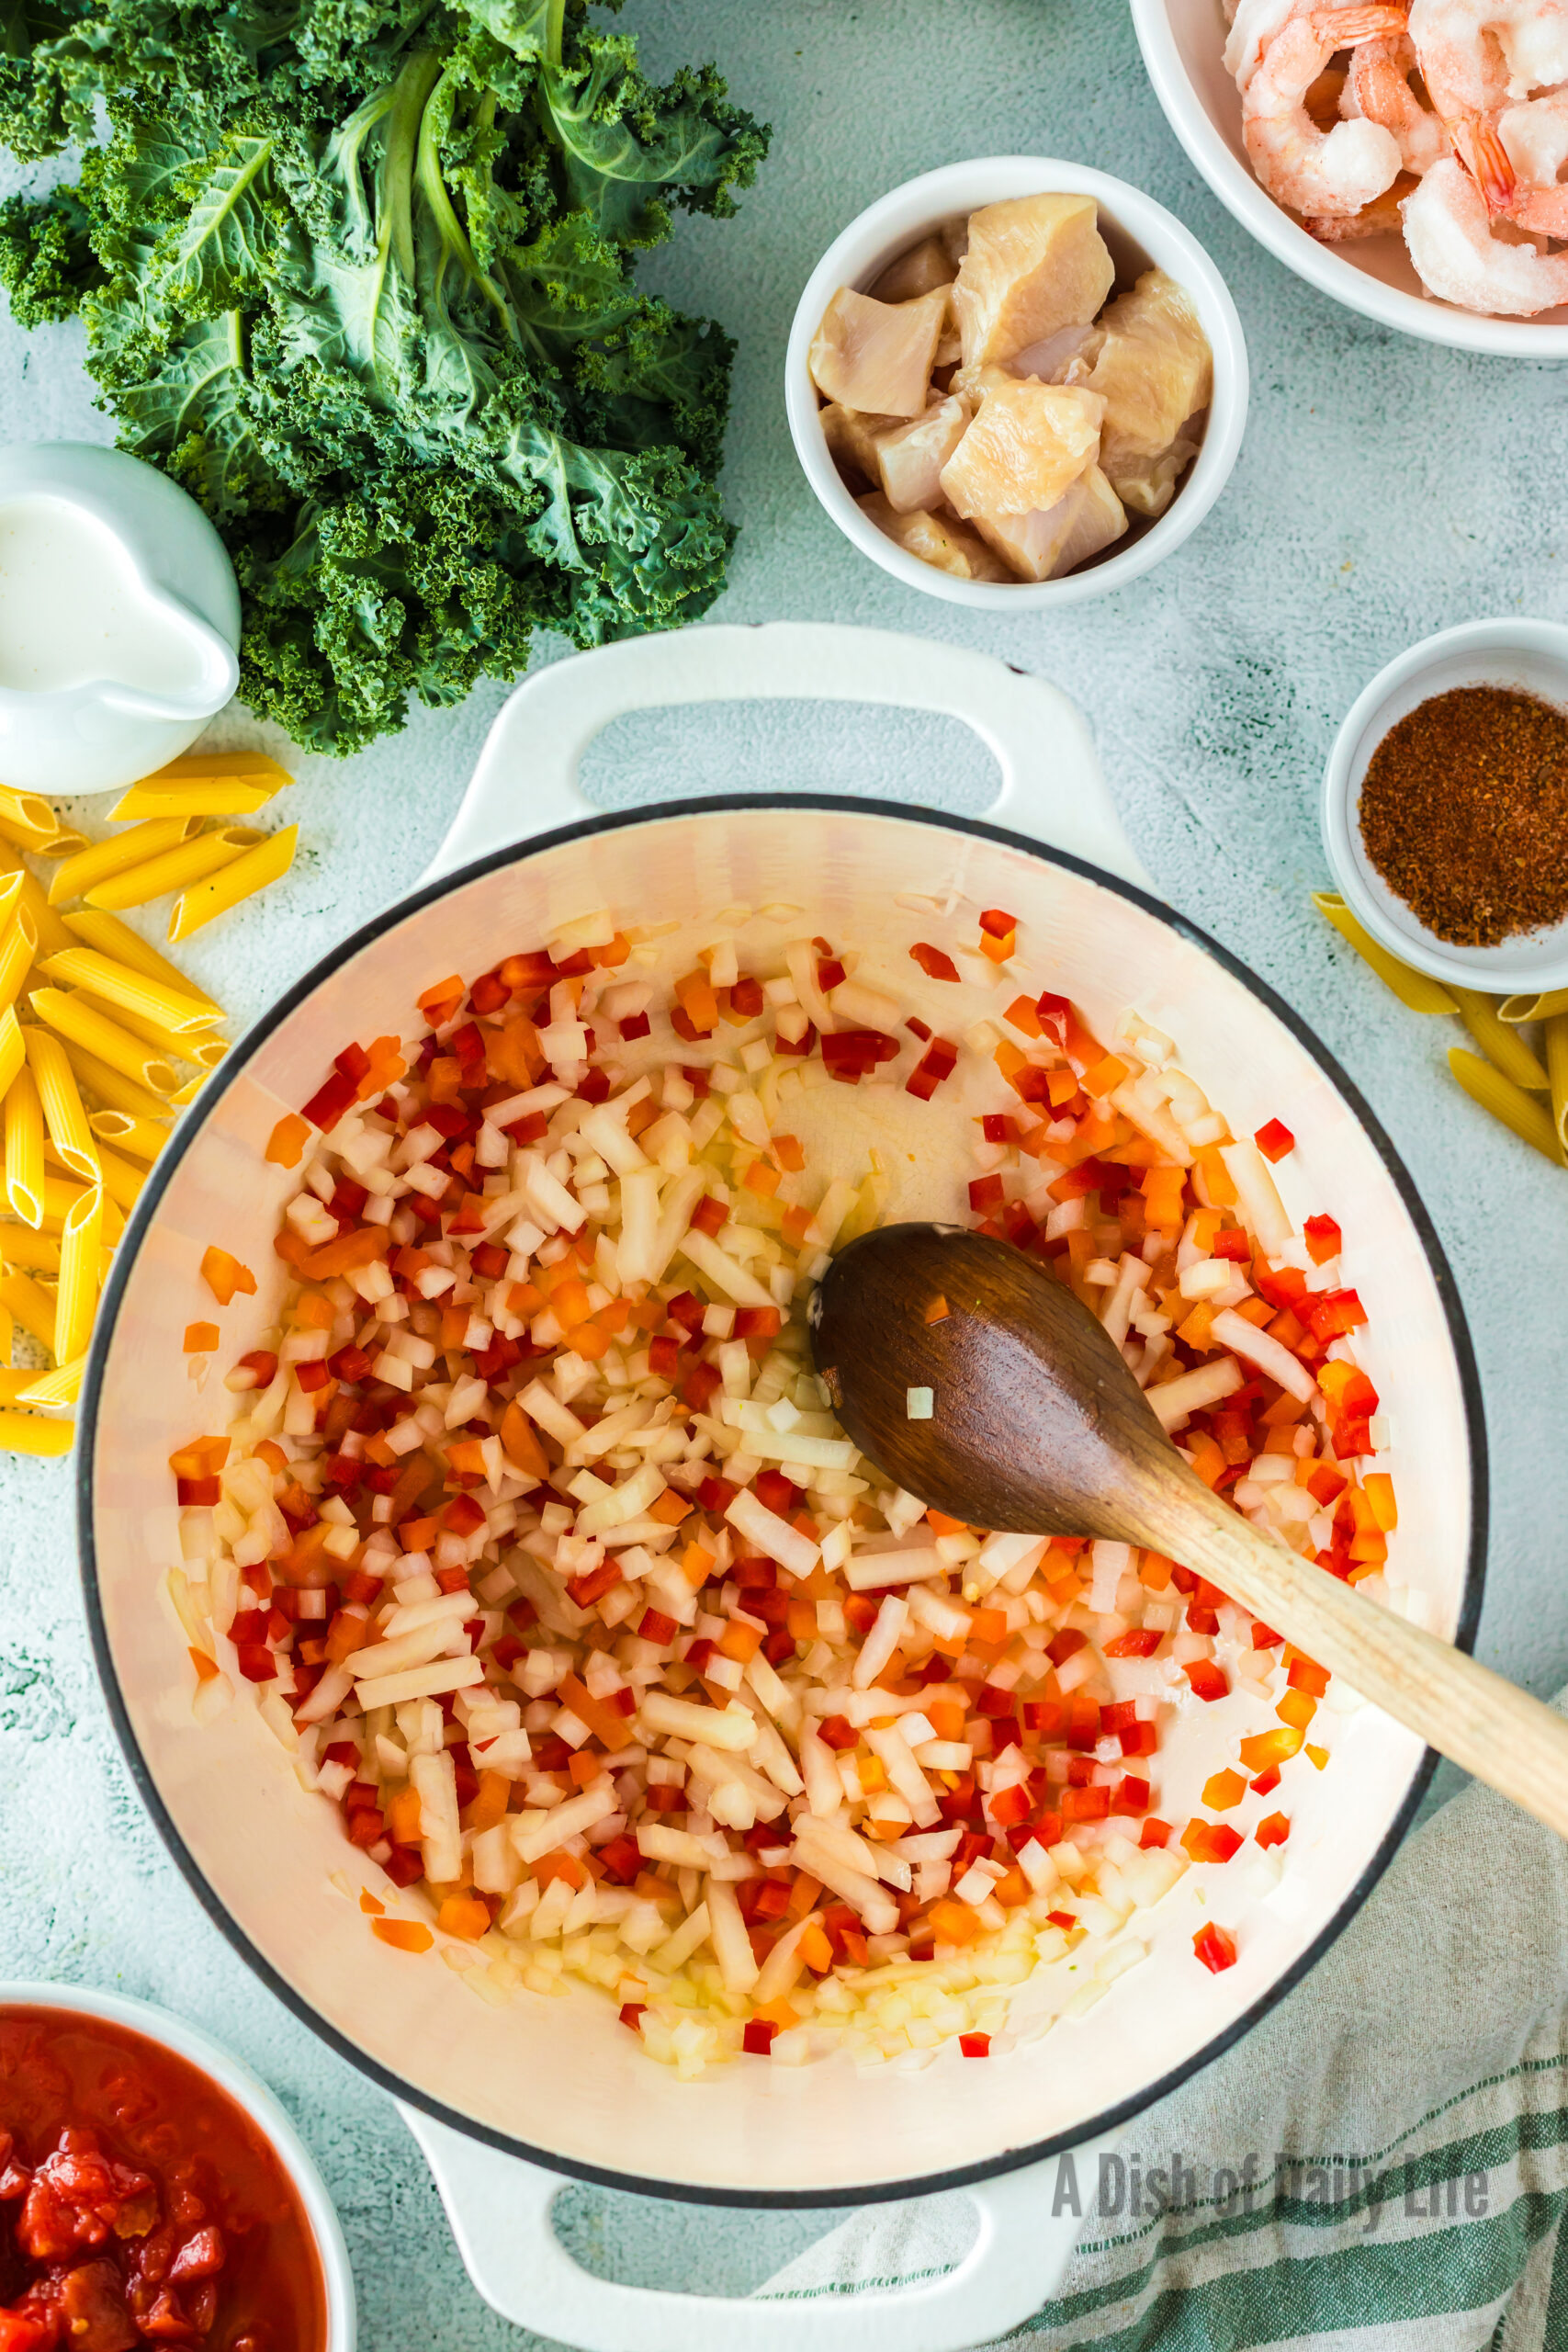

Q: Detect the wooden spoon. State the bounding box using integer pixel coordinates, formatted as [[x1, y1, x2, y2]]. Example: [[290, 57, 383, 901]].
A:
[[810, 1222, 1568, 1839]]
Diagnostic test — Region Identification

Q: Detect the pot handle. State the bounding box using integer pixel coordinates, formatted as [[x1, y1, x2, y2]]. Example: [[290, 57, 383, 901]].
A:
[[426, 621, 1151, 890], [402, 2105, 1105, 2352]]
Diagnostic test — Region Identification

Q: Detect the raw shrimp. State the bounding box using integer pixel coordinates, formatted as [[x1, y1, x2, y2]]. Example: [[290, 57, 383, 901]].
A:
[[1408, 0, 1568, 121], [1402, 153, 1568, 311], [1224, 0, 1302, 92], [1348, 33, 1450, 173], [1303, 174, 1417, 238], [1243, 5, 1407, 215], [1495, 91, 1568, 234]]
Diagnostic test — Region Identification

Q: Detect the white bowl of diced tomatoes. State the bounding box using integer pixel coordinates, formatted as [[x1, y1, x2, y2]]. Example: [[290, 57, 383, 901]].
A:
[[785, 157, 1249, 607]]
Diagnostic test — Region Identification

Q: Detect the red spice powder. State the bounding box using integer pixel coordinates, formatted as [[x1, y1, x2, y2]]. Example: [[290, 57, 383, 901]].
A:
[[1357, 684, 1568, 947]]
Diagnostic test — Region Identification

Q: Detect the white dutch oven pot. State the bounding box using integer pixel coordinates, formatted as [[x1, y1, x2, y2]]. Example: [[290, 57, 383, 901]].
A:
[[81, 624, 1484, 2352]]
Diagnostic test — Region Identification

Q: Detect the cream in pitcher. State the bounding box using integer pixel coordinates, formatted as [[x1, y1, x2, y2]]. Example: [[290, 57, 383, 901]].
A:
[[0, 441, 240, 792], [0, 494, 214, 696]]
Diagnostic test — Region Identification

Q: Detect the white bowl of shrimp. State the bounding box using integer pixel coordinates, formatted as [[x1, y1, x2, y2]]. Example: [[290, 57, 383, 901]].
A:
[[1130, 0, 1568, 353]]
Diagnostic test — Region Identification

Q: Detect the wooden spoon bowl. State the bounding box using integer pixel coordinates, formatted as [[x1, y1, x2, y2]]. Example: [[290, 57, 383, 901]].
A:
[[811, 1223, 1568, 1841]]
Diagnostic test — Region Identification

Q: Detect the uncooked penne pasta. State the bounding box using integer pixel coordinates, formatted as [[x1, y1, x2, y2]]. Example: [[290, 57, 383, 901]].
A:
[[169, 824, 299, 944], [0, 1226, 60, 1273], [62, 909, 221, 1010], [0, 854, 73, 958], [54, 1184, 103, 1363], [17, 1356, 85, 1408], [92, 1142, 145, 1216], [170, 1072, 208, 1106], [1451, 989, 1549, 1093], [0, 820, 87, 861], [1311, 892, 1459, 1016], [0, 1006, 22, 1102], [0, 1370, 33, 1406], [57, 1037, 176, 1123], [1500, 987, 1568, 1025], [1547, 1014, 1568, 1153], [1449, 1047, 1562, 1163], [188, 1038, 229, 1070], [41, 948, 222, 1036], [85, 827, 260, 914], [3, 1067, 44, 1227], [110, 752, 287, 819], [0, 1268, 55, 1354], [29, 989, 179, 1095], [88, 1109, 168, 1164], [0, 1408, 73, 1456], [49, 817, 200, 907], [24, 1024, 99, 1179], [0, 903, 37, 1016], [37, 1170, 124, 1245], [0, 788, 61, 843]]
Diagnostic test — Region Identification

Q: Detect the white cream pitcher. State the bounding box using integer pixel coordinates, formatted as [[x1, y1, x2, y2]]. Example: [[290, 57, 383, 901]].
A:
[[0, 440, 241, 794]]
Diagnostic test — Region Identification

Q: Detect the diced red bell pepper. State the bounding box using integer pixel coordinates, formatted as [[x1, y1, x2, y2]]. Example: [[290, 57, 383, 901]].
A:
[[1254, 1119, 1294, 1162], [909, 943, 960, 982], [1185, 1659, 1229, 1702], [741, 2019, 778, 2055], [958, 2032, 991, 2057], [1303, 1214, 1342, 1264], [1192, 1922, 1238, 1973]]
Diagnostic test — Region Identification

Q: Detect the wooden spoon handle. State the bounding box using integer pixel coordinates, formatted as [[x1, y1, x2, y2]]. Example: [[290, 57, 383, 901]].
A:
[[1140, 1472, 1568, 1838]]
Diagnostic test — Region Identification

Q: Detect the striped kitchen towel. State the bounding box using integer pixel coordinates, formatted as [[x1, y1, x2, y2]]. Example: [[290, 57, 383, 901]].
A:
[[759, 1701, 1568, 2349]]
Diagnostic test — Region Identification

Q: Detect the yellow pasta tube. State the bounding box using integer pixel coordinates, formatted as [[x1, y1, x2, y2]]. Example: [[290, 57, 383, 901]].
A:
[[17, 1356, 85, 1408], [40, 947, 222, 1035], [0, 853, 74, 958], [57, 1038, 175, 1122], [1449, 1047, 1563, 1163], [0, 1269, 55, 1353], [169, 825, 298, 944], [4, 1068, 43, 1227], [85, 827, 259, 914], [24, 1024, 99, 1179], [0, 1227, 60, 1273], [1500, 987, 1568, 1024], [1311, 893, 1459, 1016], [111, 749, 290, 817], [87, 1109, 168, 1163], [0, 903, 37, 1016], [0, 1409, 73, 1456], [1547, 1014, 1568, 1153], [62, 909, 220, 1010], [170, 1073, 208, 1106], [0, 820, 86, 862], [28, 989, 178, 1095], [92, 1142, 145, 1216], [0, 1006, 22, 1103], [49, 818, 201, 907], [1451, 989, 1550, 1092], [0, 1371, 34, 1405], [0, 788, 61, 843], [54, 1184, 103, 1363], [188, 1039, 228, 1070], [36, 1171, 124, 1244]]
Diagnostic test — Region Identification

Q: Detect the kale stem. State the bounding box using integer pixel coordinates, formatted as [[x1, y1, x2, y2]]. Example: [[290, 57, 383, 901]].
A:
[[545, 0, 566, 69], [414, 58, 516, 338], [382, 49, 444, 286]]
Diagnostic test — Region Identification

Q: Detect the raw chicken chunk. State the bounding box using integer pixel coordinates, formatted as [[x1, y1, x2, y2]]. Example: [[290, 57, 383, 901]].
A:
[[858, 494, 1012, 582], [953, 194, 1115, 368], [974, 467, 1128, 582], [871, 235, 957, 303], [809, 286, 950, 418], [940, 379, 1106, 524], [1086, 269, 1213, 518], [875, 397, 970, 513], [1005, 322, 1106, 385], [821, 401, 905, 485]]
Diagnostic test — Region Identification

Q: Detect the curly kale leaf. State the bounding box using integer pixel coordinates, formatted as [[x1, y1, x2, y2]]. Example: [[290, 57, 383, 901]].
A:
[[539, 34, 768, 246], [0, 0, 768, 752], [0, 180, 100, 320]]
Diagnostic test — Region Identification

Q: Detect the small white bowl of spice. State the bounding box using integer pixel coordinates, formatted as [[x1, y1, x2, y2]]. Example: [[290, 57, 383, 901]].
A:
[[784, 158, 1249, 606], [1322, 618, 1568, 999]]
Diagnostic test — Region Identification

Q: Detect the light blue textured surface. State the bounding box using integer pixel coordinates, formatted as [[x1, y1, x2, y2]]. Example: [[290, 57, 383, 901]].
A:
[[0, 2, 1562, 2341]]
